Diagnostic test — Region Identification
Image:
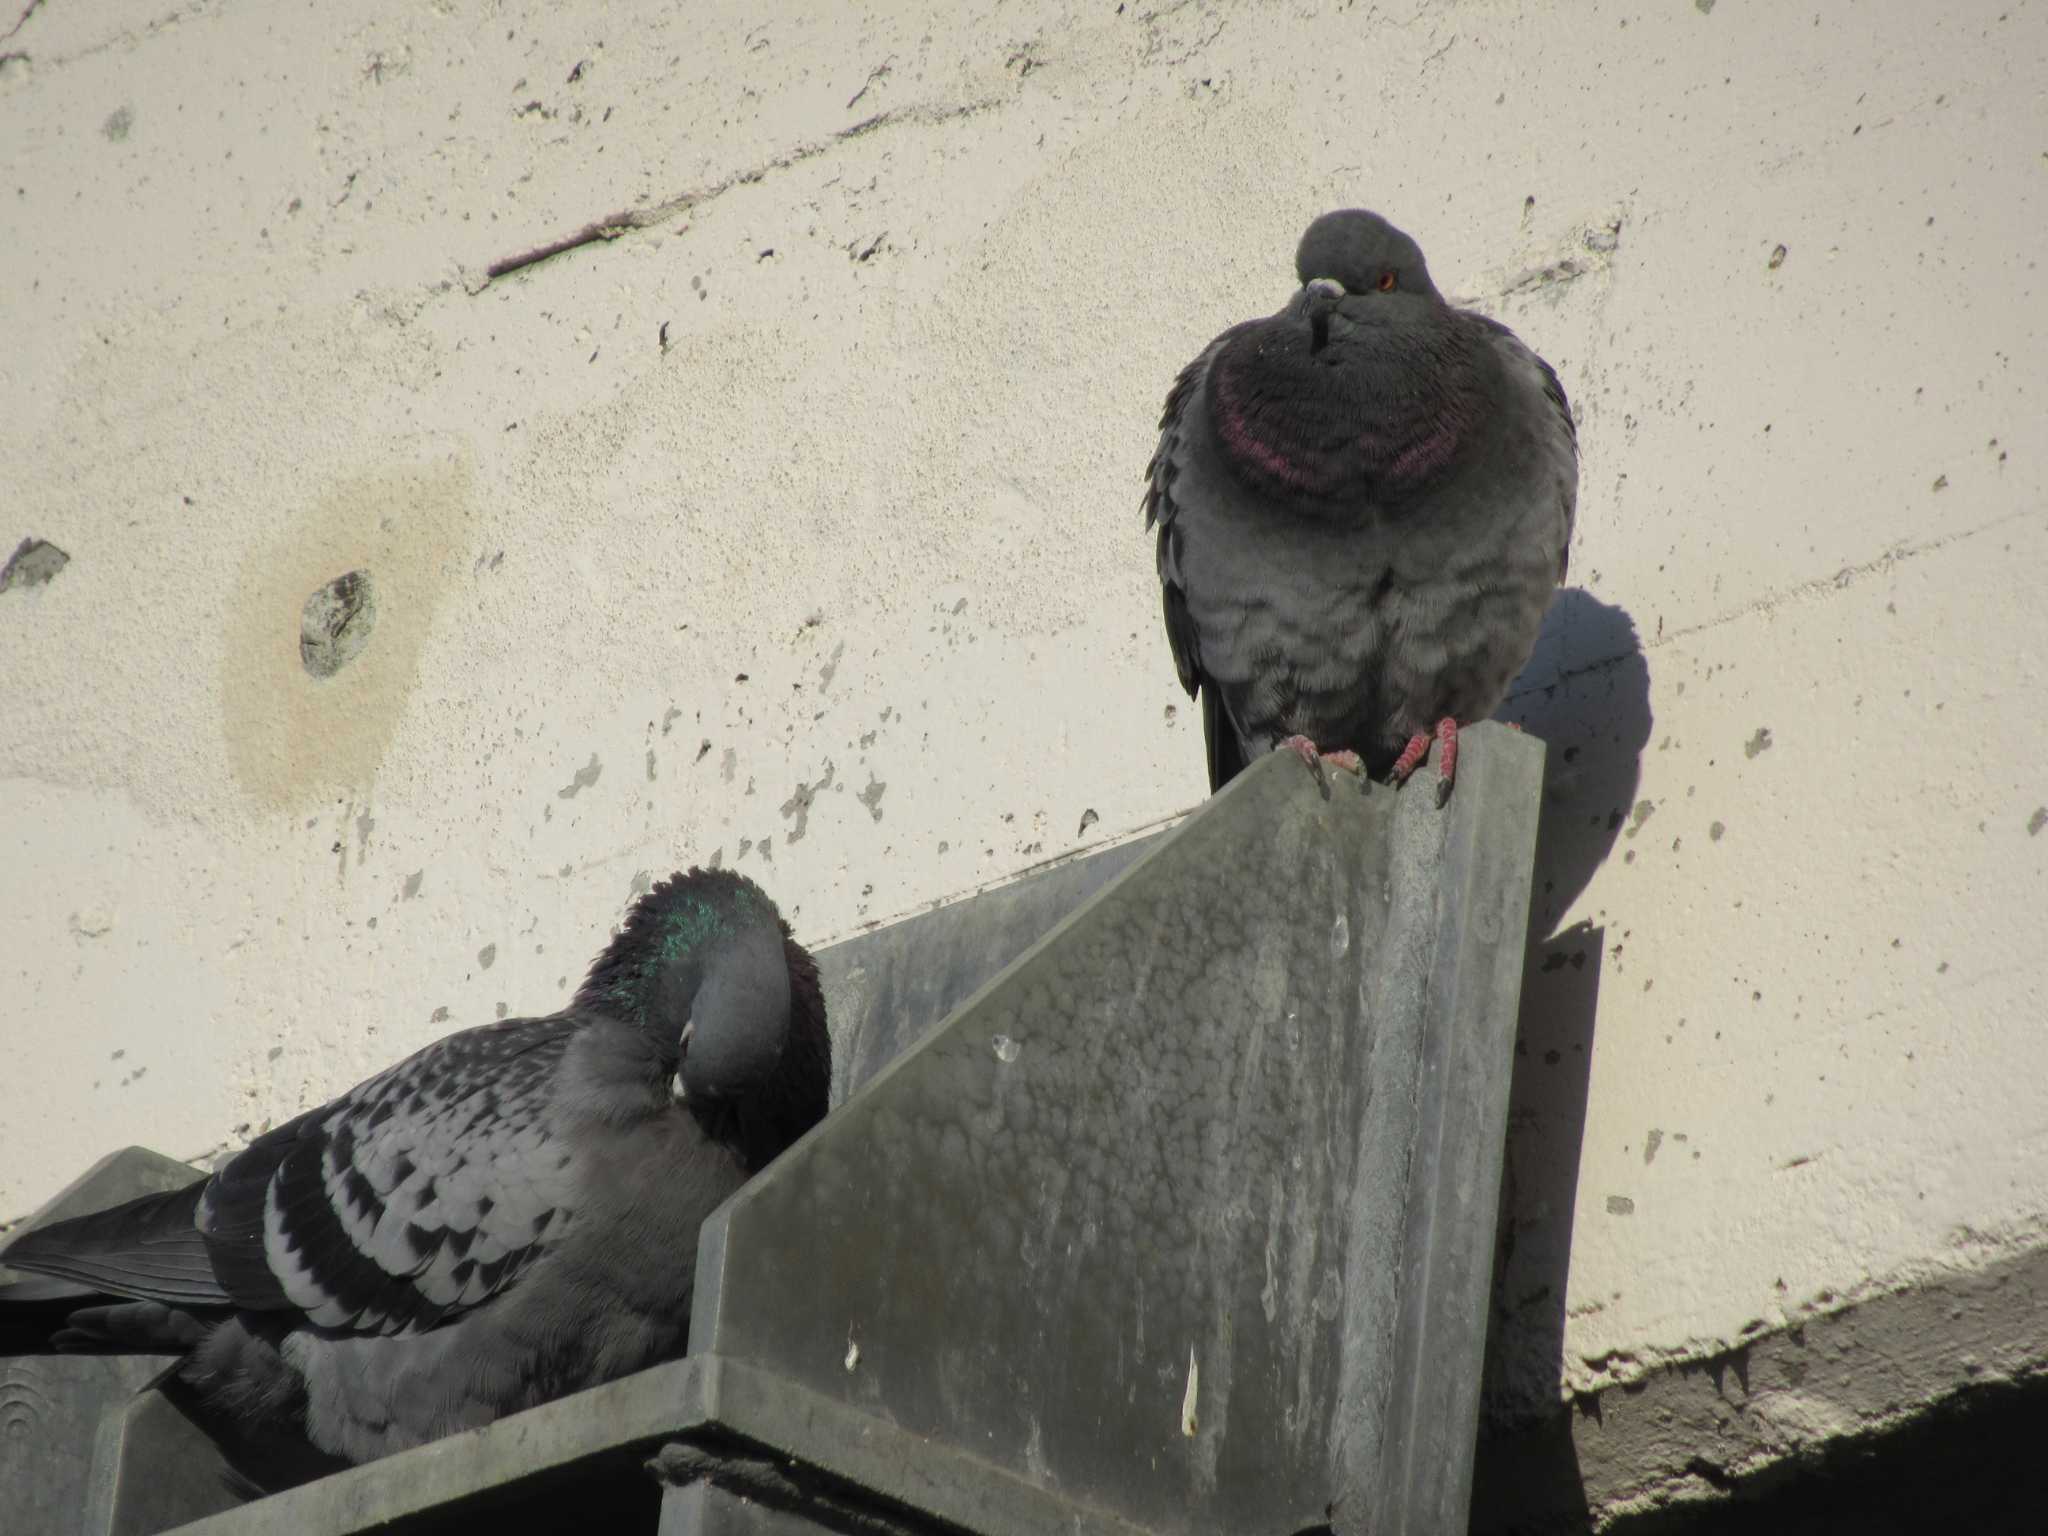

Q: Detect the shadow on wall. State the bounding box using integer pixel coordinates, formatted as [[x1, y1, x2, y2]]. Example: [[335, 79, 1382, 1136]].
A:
[[1472, 590, 1654, 1534]]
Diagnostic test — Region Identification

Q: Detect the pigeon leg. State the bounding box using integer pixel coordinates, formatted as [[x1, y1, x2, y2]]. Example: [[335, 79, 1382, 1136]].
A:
[[1387, 731, 1432, 785], [1432, 717, 1459, 806], [1387, 717, 1461, 805]]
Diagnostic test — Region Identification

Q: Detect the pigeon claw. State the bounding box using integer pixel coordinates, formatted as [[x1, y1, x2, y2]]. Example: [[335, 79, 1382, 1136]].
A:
[[1277, 735, 1363, 800], [1387, 718, 1461, 806], [1280, 734, 1331, 798]]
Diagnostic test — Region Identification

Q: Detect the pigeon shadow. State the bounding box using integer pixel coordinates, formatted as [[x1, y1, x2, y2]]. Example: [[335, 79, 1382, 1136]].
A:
[[1471, 590, 1653, 1534], [1497, 588, 1655, 933]]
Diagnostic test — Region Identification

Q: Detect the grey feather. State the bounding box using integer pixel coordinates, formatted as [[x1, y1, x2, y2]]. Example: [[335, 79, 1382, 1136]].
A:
[[0, 867, 830, 1465], [1147, 208, 1578, 788]]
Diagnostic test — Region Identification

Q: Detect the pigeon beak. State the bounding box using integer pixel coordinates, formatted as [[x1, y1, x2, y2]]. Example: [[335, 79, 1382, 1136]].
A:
[[1302, 278, 1345, 354], [671, 1019, 696, 1101]]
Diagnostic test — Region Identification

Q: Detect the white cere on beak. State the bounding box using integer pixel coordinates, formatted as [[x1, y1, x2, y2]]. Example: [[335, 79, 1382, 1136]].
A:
[[1305, 277, 1346, 300], [672, 1019, 696, 1102]]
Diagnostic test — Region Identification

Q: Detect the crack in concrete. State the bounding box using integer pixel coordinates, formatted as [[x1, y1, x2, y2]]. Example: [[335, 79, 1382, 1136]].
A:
[[31, 1, 214, 69], [845, 58, 892, 112], [1508, 508, 2032, 704], [1, 0, 43, 45], [1647, 507, 2033, 651], [473, 95, 1007, 288]]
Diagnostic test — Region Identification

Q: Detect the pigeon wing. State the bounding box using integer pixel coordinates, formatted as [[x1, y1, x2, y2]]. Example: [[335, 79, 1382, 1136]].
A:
[[1146, 335, 1257, 788], [1470, 312, 1579, 582], [199, 1016, 583, 1336]]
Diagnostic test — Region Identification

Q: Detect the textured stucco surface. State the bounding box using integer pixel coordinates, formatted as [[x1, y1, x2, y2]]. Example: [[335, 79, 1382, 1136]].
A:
[[2, 0, 2043, 1514]]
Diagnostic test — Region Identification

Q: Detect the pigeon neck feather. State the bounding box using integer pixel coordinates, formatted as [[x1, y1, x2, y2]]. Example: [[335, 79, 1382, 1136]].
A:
[[1207, 309, 1484, 504]]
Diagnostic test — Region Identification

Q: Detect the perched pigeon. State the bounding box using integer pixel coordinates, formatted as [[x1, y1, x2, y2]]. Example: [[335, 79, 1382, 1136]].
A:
[[1, 868, 828, 1467], [1146, 209, 1577, 801]]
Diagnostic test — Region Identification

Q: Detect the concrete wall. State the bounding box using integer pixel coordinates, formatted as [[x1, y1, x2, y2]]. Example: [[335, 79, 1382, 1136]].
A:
[[3, 0, 2042, 1514]]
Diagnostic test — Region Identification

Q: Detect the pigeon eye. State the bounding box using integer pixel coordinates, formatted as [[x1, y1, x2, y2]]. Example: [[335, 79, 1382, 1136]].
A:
[[1376, 270, 1397, 292]]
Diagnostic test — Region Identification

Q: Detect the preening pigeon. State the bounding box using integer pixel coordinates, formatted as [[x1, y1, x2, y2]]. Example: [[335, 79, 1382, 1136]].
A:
[[1146, 209, 1578, 801], [1, 868, 828, 1467]]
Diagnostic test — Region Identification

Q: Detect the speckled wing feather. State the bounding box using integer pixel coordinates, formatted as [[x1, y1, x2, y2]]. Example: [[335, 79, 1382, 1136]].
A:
[[197, 1017, 581, 1336]]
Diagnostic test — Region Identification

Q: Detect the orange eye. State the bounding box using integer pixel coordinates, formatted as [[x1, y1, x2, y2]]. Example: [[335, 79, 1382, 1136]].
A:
[[1376, 270, 1397, 292]]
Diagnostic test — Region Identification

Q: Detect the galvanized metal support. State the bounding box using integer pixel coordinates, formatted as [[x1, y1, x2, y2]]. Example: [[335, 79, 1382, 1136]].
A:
[[4, 725, 1545, 1536]]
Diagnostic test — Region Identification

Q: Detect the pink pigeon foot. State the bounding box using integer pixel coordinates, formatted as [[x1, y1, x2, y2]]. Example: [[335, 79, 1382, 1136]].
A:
[[1388, 717, 1461, 806]]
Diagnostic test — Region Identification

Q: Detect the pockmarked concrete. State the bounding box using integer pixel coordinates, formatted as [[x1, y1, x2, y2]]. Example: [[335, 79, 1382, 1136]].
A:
[[3, 2, 2042, 1524]]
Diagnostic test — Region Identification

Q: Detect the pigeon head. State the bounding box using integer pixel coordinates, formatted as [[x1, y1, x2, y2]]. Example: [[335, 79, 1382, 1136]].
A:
[[578, 869, 794, 1096], [577, 867, 830, 1167], [1294, 209, 1442, 305], [1204, 209, 1479, 502]]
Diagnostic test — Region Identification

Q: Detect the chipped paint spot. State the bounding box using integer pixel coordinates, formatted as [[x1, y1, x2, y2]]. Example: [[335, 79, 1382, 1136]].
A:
[[0, 537, 70, 593], [69, 910, 113, 940], [300, 571, 377, 678], [781, 761, 837, 843], [1180, 1348, 1199, 1436], [558, 754, 603, 798]]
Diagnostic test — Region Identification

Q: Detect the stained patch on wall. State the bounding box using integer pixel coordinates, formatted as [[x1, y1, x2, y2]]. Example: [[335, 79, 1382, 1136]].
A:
[[220, 455, 473, 811]]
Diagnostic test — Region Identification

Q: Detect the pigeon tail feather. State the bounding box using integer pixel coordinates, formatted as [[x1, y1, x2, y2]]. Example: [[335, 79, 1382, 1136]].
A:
[[1202, 683, 1249, 792], [0, 1182, 229, 1307]]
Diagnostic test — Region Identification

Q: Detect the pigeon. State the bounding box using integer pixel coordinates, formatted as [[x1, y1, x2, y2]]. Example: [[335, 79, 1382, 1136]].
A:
[[1145, 209, 1577, 801], [0, 867, 828, 1468]]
